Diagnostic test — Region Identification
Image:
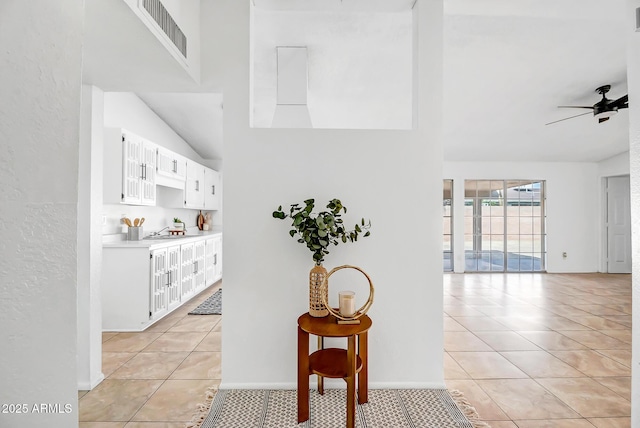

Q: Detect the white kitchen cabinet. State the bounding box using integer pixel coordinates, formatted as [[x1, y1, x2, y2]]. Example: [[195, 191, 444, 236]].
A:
[[149, 245, 181, 320], [185, 160, 205, 209], [102, 247, 151, 331], [194, 240, 207, 292], [204, 167, 221, 210], [102, 232, 222, 331], [205, 238, 215, 283], [150, 249, 169, 319], [104, 128, 156, 206], [166, 246, 181, 311], [181, 240, 206, 298], [140, 139, 157, 205], [157, 146, 187, 189], [205, 236, 223, 285], [215, 236, 223, 280], [180, 243, 195, 300]]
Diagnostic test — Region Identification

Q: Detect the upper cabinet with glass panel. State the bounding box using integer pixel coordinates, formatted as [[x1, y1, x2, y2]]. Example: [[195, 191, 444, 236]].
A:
[[250, 1, 414, 130]]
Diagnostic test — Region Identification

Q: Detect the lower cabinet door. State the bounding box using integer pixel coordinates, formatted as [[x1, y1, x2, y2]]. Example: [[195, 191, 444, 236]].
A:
[[150, 249, 169, 319], [205, 238, 215, 285], [166, 245, 181, 310], [193, 240, 207, 292], [180, 243, 195, 300]]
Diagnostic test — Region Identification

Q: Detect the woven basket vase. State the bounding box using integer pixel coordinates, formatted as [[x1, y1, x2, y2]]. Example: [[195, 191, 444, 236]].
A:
[[309, 265, 329, 317]]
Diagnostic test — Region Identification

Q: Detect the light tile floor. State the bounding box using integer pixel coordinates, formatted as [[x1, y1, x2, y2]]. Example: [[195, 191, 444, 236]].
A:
[[445, 273, 631, 428], [79, 282, 222, 428], [80, 273, 632, 427]]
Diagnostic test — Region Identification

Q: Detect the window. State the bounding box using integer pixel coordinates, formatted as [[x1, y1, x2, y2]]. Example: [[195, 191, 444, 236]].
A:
[[464, 180, 546, 272]]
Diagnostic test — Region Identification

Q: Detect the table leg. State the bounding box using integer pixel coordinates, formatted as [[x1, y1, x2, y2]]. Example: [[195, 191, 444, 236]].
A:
[[346, 334, 356, 428], [298, 326, 309, 423], [358, 331, 368, 404], [317, 336, 324, 395]]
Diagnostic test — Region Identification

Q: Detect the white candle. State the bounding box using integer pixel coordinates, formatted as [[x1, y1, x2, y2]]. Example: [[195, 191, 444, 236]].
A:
[[339, 291, 356, 317]]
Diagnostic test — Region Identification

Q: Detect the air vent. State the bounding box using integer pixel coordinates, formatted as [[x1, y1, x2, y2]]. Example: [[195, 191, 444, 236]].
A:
[[141, 0, 187, 58]]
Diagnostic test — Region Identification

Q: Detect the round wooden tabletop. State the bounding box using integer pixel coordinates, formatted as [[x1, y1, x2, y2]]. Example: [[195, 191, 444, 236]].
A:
[[298, 312, 372, 337]]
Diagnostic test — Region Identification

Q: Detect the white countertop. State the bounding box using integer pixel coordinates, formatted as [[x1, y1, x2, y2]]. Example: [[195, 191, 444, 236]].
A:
[[103, 227, 222, 249]]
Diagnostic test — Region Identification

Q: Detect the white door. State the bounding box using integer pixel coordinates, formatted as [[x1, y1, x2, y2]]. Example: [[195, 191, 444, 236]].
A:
[[607, 176, 631, 273]]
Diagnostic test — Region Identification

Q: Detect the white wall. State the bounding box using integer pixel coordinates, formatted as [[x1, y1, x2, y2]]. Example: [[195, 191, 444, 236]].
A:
[[598, 151, 630, 177], [0, 1, 82, 427], [444, 161, 600, 273], [102, 92, 221, 233], [625, 1, 640, 423], [77, 85, 105, 390], [220, 0, 444, 389], [251, 9, 413, 130]]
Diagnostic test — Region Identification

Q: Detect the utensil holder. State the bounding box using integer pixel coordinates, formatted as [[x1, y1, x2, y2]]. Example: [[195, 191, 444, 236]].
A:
[[127, 226, 143, 241]]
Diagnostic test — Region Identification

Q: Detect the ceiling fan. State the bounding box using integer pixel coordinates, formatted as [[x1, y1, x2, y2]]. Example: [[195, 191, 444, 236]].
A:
[[545, 85, 628, 125]]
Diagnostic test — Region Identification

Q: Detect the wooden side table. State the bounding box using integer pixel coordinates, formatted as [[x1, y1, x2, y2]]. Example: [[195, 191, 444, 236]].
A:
[[297, 313, 372, 428]]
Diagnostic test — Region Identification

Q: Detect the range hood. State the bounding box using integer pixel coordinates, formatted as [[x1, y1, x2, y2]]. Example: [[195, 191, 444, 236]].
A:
[[271, 47, 313, 128]]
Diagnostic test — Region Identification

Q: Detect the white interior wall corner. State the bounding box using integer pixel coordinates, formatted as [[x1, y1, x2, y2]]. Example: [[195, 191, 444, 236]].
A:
[[77, 84, 105, 390]]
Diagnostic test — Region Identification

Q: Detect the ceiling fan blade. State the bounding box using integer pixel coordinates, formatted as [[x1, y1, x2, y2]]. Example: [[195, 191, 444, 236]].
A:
[[609, 94, 628, 108], [545, 111, 593, 125], [599, 117, 610, 123], [557, 106, 594, 109]]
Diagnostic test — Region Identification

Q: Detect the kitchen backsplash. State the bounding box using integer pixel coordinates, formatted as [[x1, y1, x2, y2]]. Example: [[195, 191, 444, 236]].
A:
[[102, 204, 218, 237]]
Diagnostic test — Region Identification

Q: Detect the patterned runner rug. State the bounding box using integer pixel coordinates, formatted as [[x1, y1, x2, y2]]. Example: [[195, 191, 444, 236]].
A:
[[189, 389, 490, 428], [189, 289, 222, 315]]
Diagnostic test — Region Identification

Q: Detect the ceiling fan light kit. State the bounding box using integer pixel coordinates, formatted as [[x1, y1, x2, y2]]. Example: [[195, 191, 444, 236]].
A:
[[594, 109, 617, 122], [546, 84, 629, 125]]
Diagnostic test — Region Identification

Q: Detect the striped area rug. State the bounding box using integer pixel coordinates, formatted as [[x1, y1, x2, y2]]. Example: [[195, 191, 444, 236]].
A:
[[189, 389, 490, 428]]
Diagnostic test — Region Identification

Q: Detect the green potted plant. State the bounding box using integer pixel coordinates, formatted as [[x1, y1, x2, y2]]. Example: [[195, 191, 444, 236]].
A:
[[273, 198, 371, 317], [173, 217, 184, 230]]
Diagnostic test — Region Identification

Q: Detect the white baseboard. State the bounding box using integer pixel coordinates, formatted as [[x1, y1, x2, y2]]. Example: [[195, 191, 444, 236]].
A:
[[77, 372, 105, 391]]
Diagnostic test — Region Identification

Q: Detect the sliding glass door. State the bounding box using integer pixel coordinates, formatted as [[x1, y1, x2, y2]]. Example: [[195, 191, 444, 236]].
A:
[[464, 180, 546, 272], [443, 179, 453, 271]]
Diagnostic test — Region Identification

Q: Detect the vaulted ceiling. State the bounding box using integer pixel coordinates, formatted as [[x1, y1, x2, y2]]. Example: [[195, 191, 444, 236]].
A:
[[83, 0, 630, 163]]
